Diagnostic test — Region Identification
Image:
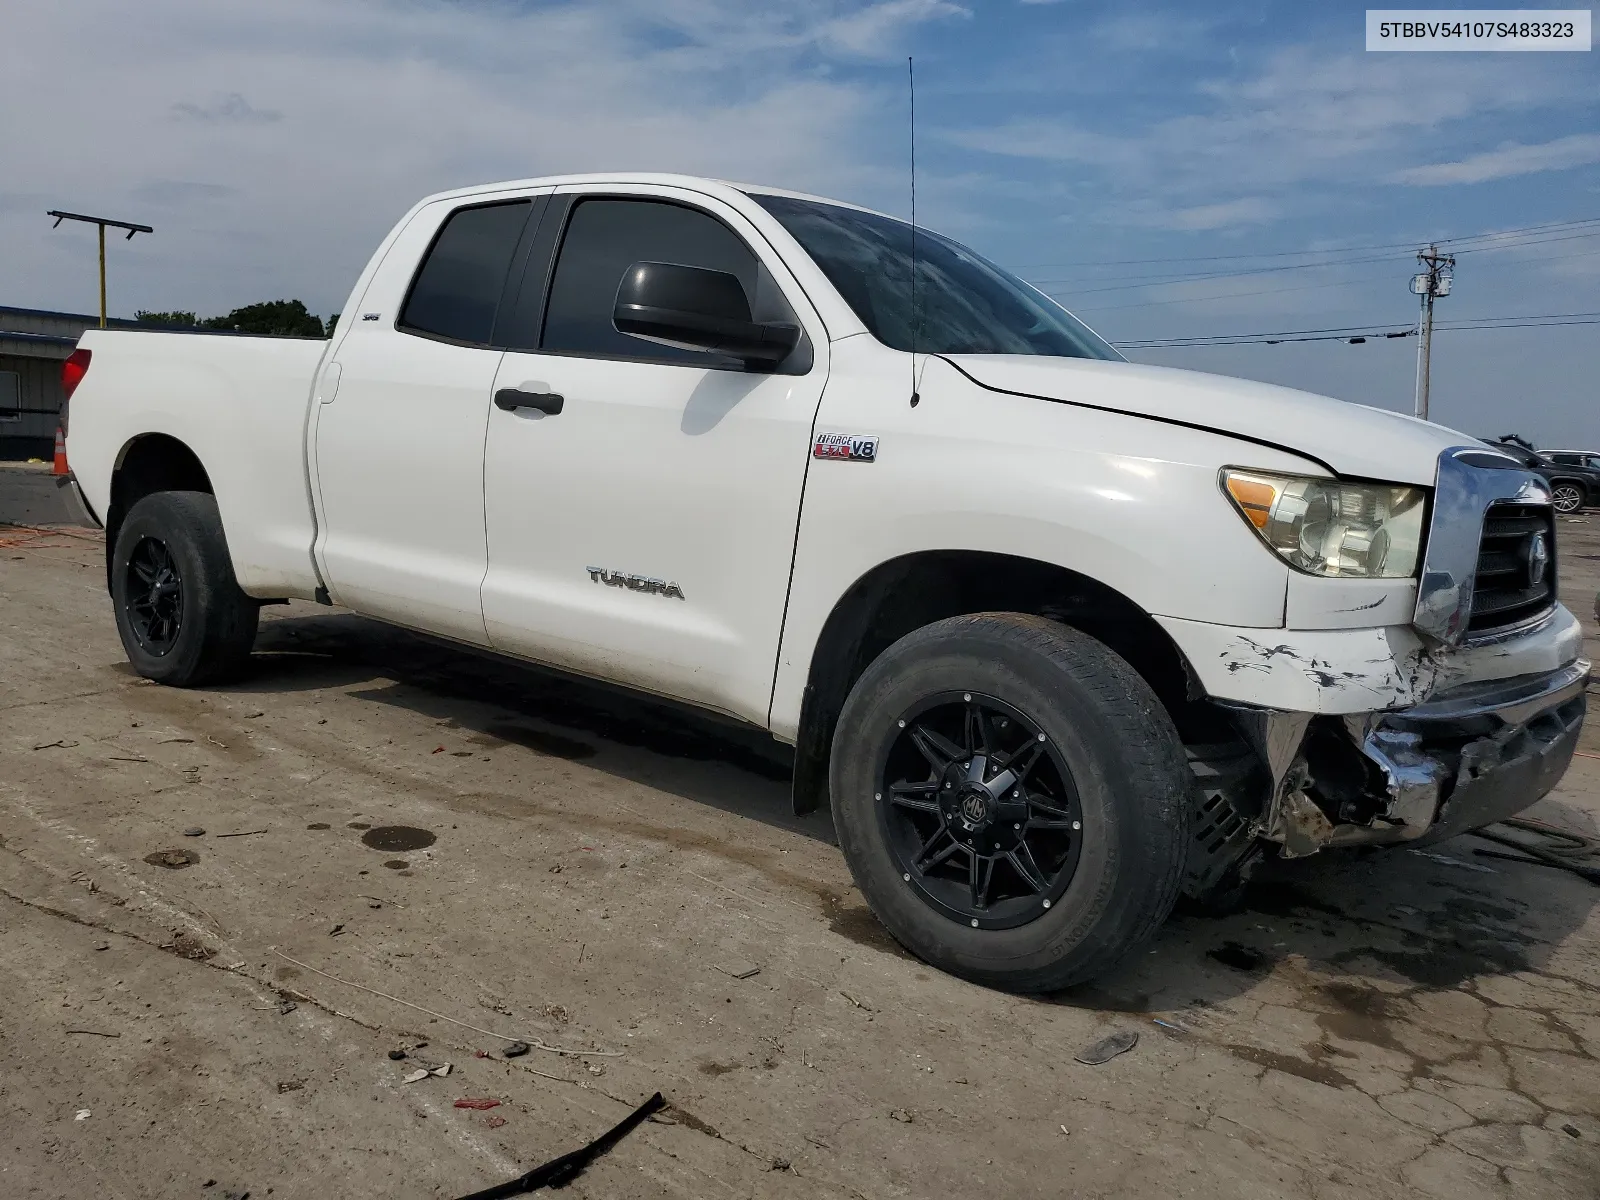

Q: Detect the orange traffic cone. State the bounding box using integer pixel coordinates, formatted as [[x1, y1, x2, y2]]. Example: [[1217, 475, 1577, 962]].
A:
[[52, 427, 68, 476]]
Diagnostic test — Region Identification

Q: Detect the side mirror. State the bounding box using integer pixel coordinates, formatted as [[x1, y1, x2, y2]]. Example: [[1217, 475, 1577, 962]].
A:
[[613, 261, 799, 367]]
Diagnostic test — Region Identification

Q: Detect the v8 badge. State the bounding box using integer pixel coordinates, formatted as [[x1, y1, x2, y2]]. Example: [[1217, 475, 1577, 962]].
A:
[[813, 431, 879, 462]]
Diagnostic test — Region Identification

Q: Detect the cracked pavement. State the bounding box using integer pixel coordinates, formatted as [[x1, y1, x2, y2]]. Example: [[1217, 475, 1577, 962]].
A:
[[1, 467, 1597, 1198]]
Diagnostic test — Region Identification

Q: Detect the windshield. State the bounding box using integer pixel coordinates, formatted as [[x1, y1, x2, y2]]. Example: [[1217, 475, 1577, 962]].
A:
[[750, 193, 1121, 361]]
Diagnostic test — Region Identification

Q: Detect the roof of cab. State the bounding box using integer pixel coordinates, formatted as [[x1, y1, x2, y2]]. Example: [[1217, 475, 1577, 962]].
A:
[[411, 172, 896, 221]]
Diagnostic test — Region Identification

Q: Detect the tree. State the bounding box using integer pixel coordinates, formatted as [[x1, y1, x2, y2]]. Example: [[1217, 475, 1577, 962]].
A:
[[202, 299, 325, 338], [134, 310, 200, 327]]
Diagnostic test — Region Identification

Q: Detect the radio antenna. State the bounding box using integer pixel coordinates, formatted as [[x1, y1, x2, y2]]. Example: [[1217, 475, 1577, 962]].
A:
[[908, 55, 920, 407]]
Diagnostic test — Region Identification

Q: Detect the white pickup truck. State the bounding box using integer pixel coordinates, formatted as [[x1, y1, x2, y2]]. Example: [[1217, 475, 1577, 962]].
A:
[[61, 173, 1588, 991]]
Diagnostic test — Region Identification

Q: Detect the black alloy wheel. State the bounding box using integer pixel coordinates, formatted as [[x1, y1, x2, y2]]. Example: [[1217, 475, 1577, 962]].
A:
[[123, 536, 185, 655], [879, 691, 1083, 930]]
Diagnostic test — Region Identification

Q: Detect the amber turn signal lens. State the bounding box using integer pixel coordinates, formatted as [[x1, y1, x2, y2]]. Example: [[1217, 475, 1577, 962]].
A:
[[1224, 475, 1276, 530]]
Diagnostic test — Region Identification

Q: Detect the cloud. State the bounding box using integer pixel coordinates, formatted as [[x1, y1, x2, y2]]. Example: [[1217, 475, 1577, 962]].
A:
[[817, 0, 970, 57], [0, 0, 932, 317], [171, 92, 282, 122], [131, 180, 238, 205], [1392, 133, 1600, 186], [940, 46, 1586, 216], [1154, 198, 1277, 231]]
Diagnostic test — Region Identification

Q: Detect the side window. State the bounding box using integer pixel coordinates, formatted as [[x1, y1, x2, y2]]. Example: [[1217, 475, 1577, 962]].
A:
[[540, 198, 786, 367], [398, 200, 531, 345]]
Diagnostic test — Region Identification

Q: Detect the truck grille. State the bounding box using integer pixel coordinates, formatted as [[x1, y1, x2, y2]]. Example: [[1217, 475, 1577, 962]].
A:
[[1467, 502, 1556, 635]]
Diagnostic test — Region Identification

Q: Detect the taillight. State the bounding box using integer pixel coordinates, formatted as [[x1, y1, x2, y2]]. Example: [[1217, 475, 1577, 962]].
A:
[[62, 348, 92, 400], [60, 347, 91, 437]]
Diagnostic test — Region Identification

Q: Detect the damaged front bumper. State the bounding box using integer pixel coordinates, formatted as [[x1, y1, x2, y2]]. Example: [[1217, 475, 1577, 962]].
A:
[[1228, 658, 1588, 857]]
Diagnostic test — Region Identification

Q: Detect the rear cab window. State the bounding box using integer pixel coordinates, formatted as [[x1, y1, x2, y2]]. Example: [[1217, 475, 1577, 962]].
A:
[[398, 200, 533, 345]]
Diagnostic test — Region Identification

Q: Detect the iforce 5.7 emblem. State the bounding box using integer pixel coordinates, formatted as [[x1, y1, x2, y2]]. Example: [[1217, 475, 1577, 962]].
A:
[[813, 432, 878, 462]]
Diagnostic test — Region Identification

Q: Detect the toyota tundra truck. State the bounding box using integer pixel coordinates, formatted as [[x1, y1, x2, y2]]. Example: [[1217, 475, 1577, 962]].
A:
[[58, 173, 1589, 991]]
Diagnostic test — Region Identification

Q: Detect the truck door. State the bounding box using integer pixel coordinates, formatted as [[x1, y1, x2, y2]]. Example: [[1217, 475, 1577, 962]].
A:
[[480, 187, 829, 725], [311, 192, 549, 644]]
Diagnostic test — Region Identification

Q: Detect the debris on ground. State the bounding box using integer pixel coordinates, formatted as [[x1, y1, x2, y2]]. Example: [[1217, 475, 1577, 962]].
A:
[[329, 924, 345, 936], [388, 1049, 407, 1060], [32, 739, 79, 750], [502, 1041, 530, 1058], [64, 1028, 120, 1038], [144, 849, 200, 869], [454, 1098, 502, 1110], [1469, 817, 1600, 885], [1074, 1030, 1139, 1066], [451, 1091, 664, 1200], [277, 1000, 297, 1016], [276, 1079, 306, 1094], [889, 1109, 914, 1123], [166, 931, 216, 961], [1206, 942, 1268, 971], [1406, 849, 1496, 874], [183, 827, 206, 837], [1563, 1122, 1582, 1138], [92, 941, 110, 952], [715, 961, 761, 980], [484, 1116, 507, 1129], [216, 829, 268, 838], [769, 1157, 792, 1171], [74, 1110, 91, 1121]]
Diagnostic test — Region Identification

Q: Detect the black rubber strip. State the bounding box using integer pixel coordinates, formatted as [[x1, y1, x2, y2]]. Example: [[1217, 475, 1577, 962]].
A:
[[934, 354, 1340, 477], [452, 1092, 666, 1199]]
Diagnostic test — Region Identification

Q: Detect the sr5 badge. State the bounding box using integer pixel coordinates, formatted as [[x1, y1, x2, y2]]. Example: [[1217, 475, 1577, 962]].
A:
[[813, 432, 879, 462]]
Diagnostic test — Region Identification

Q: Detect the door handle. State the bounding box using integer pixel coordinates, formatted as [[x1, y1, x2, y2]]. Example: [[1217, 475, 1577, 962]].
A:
[[495, 388, 564, 415]]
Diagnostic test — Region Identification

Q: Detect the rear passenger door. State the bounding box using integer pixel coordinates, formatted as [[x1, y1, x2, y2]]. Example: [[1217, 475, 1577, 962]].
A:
[[311, 191, 549, 644], [478, 187, 829, 725]]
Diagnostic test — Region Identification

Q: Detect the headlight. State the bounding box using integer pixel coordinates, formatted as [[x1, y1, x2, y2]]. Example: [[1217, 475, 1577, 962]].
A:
[[1221, 469, 1426, 579]]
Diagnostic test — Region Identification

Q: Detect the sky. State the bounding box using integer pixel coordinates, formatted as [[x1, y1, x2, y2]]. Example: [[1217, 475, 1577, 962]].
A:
[[2, 0, 1597, 446]]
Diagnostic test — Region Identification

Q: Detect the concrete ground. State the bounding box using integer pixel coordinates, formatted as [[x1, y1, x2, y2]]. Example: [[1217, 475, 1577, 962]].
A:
[[1, 461, 1597, 1199]]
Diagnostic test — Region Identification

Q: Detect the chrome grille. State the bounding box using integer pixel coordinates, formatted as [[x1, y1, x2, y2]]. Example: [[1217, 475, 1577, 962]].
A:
[[1468, 502, 1556, 635]]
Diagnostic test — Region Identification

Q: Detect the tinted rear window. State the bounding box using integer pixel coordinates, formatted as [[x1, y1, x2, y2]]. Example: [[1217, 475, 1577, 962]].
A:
[[399, 200, 531, 345]]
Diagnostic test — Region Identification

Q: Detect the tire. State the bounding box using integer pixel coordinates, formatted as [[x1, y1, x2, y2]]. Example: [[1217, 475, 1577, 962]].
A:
[[110, 491, 259, 686], [829, 613, 1190, 993], [1550, 482, 1585, 514]]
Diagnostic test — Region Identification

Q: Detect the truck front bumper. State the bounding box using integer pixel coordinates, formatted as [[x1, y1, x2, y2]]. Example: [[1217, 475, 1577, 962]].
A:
[[1161, 609, 1589, 857]]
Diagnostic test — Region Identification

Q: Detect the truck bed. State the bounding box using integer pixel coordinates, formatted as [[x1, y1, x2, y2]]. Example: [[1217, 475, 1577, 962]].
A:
[[66, 329, 328, 599]]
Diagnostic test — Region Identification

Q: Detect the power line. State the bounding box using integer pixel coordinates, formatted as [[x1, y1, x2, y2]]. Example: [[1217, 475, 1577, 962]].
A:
[[1002, 215, 1600, 272], [1116, 312, 1600, 349], [1023, 223, 1600, 293], [1058, 242, 1600, 315]]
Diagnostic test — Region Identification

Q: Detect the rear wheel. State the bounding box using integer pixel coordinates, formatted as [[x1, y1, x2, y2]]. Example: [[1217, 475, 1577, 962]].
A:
[[1551, 483, 1585, 514], [829, 613, 1191, 992], [110, 491, 259, 686]]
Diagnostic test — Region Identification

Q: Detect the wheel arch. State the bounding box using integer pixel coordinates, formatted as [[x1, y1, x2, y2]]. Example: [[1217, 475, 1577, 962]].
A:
[[788, 549, 1207, 815], [105, 433, 215, 589]]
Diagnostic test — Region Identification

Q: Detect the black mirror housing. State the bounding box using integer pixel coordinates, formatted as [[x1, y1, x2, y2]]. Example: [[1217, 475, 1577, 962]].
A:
[[613, 262, 799, 366]]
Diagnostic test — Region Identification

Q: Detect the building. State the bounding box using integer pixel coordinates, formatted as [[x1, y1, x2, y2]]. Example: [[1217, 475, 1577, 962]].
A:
[[0, 306, 191, 460]]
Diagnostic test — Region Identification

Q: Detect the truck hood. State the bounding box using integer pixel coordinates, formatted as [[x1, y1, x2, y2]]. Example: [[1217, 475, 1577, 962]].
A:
[[942, 354, 1469, 486]]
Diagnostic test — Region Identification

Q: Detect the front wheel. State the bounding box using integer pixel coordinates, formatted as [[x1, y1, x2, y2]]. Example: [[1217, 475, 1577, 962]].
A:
[[1551, 483, 1586, 514], [110, 491, 259, 686], [829, 613, 1191, 992]]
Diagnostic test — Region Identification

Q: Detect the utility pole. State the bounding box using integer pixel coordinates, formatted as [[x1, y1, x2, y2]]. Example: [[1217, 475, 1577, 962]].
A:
[[47, 210, 154, 328], [1410, 244, 1453, 421]]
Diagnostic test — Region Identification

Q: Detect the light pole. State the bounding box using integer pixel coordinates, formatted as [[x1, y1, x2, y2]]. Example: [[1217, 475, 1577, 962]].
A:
[[1410, 244, 1453, 422], [47, 210, 154, 328]]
